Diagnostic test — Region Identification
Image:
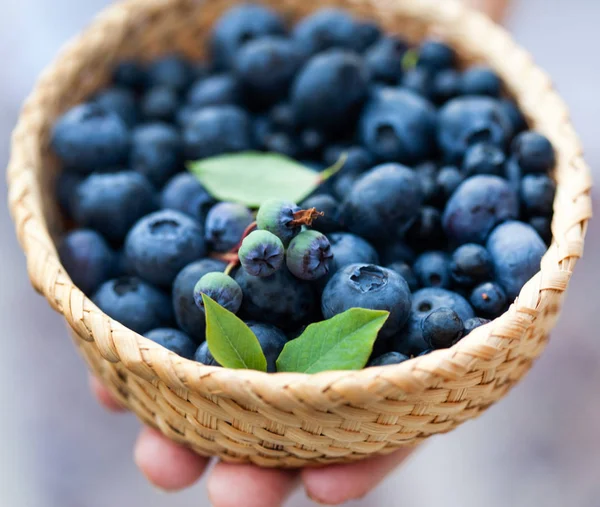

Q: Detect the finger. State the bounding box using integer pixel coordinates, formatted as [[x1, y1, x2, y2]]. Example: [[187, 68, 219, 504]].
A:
[[302, 447, 415, 505], [134, 427, 209, 491], [89, 375, 127, 412], [208, 461, 299, 507]]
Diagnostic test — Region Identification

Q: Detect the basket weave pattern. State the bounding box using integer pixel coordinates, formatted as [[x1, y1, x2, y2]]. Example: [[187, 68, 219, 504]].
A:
[[7, 0, 592, 467]]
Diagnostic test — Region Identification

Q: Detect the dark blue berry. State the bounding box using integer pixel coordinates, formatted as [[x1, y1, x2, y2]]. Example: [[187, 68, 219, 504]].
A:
[[462, 143, 506, 177], [172, 259, 226, 341], [239, 230, 285, 277], [263, 131, 301, 158], [333, 174, 357, 200], [194, 272, 243, 314], [145, 328, 197, 359], [56, 172, 83, 218], [206, 202, 254, 252], [431, 70, 460, 104], [147, 55, 193, 94], [125, 210, 207, 287], [194, 341, 220, 366], [160, 173, 215, 222], [499, 99, 527, 134], [360, 88, 437, 164], [72, 171, 157, 243], [504, 156, 523, 194], [325, 145, 375, 177], [269, 103, 297, 132], [286, 230, 333, 280], [327, 233, 379, 279], [529, 216, 552, 245], [256, 199, 301, 245], [377, 239, 415, 266], [460, 66, 502, 97], [437, 96, 513, 162], [387, 262, 419, 292], [368, 351, 409, 367], [209, 4, 286, 71], [450, 243, 493, 287], [131, 123, 182, 188], [486, 221, 546, 300], [301, 194, 341, 234], [93, 87, 138, 127], [113, 60, 146, 90], [322, 264, 412, 339], [59, 229, 116, 295], [92, 277, 172, 334], [293, 8, 362, 55], [442, 175, 519, 245], [341, 163, 422, 240], [235, 266, 315, 330], [470, 281, 507, 318], [463, 317, 491, 336], [115, 249, 135, 277], [422, 308, 464, 349], [436, 166, 463, 202], [417, 40, 457, 71], [247, 322, 287, 373], [183, 105, 252, 160], [413, 251, 452, 289], [51, 103, 130, 174], [252, 114, 272, 148], [406, 207, 444, 251], [520, 174, 556, 216], [187, 74, 241, 108], [415, 162, 439, 205], [141, 87, 180, 123], [292, 50, 369, 133], [401, 68, 434, 99], [300, 129, 325, 157], [511, 131, 556, 174], [364, 36, 408, 84], [354, 20, 381, 51]]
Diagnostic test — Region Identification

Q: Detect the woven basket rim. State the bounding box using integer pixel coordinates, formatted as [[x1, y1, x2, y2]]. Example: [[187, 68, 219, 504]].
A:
[[7, 0, 592, 400]]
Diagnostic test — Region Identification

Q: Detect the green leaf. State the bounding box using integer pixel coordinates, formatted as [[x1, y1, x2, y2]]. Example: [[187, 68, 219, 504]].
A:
[[203, 294, 267, 372], [276, 308, 389, 374], [402, 48, 419, 71], [188, 152, 343, 208]]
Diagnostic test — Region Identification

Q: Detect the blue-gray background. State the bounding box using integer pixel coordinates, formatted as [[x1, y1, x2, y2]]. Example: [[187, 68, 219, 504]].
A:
[[1, 1, 598, 506]]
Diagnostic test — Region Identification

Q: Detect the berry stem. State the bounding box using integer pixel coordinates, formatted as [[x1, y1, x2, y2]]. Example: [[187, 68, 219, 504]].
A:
[[224, 261, 237, 276], [290, 208, 324, 227], [318, 152, 348, 183]]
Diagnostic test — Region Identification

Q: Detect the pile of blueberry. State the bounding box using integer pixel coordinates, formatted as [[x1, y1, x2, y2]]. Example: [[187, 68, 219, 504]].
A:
[[53, 5, 556, 370]]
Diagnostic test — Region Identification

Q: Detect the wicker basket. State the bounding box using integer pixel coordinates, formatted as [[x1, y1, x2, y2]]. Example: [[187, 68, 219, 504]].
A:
[[7, 0, 592, 468]]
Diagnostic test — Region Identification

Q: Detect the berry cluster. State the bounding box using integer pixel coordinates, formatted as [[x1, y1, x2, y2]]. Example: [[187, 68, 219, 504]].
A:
[[53, 5, 555, 370]]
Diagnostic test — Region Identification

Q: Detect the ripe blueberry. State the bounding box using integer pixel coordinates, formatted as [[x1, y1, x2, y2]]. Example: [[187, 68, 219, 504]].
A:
[[205, 202, 254, 252], [160, 173, 215, 223], [145, 328, 197, 359], [247, 321, 288, 373], [368, 351, 410, 367], [450, 243, 493, 287], [131, 123, 182, 188], [422, 308, 464, 349], [511, 131, 555, 173], [470, 281, 507, 318]]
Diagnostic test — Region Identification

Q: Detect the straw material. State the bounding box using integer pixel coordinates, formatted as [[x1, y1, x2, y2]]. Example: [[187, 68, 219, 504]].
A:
[[7, 0, 592, 467]]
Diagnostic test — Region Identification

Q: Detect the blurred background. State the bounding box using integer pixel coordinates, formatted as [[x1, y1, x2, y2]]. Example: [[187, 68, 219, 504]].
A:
[[1, 0, 598, 506]]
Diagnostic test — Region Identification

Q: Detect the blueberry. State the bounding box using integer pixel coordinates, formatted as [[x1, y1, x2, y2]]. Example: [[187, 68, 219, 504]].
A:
[[235, 266, 315, 330], [333, 174, 357, 201], [183, 105, 252, 160], [209, 4, 286, 70], [413, 251, 452, 289], [486, 221, 546, 300], [354, 20, 382, 52], [172, 259, 227, 340], [450, 243, 493, 287], [300, 129, 325, 157], [93, 87, 138, 127], [460, 66, 502, 97], [141, 87, 180, 123], [327, 233, 379, 278], [194, 341, 221, 366], [115, 248, 135, 277], [113, 60, 147, 90], [401, 68, 434, 99], [125, 210, 207, 287], [511, 131, 556, 174], [416, 40, 457, 71], [324, 145, 375, 176], [436, 166, 464, 202], [235, 37, 304, 108], [463, 317, 491, 336], [263, 131, 301, 158], [55, 171, 83, 218], [194, 272, 243, 314], [252, 114, 272, 148], [160, 173, 215, 222], [368, 351, 409, 367], [72, 171, 157, 243], [59, 229, 116, 295], [51, 103, 130, 173], [239, 230, 285, 277], [256, 199, 301, 245], [421, 308, 464, 349], [415, 162, 439, 205], [293, 8, 361, 55], [131, 123, 182, 188], [268, 103, 297, 132], [387, 262, 419, 292], [462, 143, 506, 177], [247, 322, 287, 373], [359, 88, 437, 163], [292, 50, 369, 133], [301, 194, 341, 233], [437, 96, 513, 162], [206, 202, 254, 252], [377, 239, 415, 266], [286, 230, 333, 281], [93, 277, 172, 334], [322, 264, 412, 339], [520, 174, 556, 216], [499, 99, 527, 134], [147, 55, 193, 94], [145, 328, 197, 359], [187, 74, 241, 108], [364, 36, 408, 84], [470, 281, 507, 318], [341, 163, 422, 240], [431, 70, 460, 104], [406, 206, 444, 250], [391, 287, 474, 355], [442, 175, 519, 245], [529, 216, 552, 245]]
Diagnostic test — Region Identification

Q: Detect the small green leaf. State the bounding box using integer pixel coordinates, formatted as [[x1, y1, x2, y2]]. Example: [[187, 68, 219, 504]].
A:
[[203, 294, 267, 372], [402, 48, 419, 71], [276, 308, 389, 374], [188, 152, 343, 207]]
